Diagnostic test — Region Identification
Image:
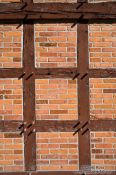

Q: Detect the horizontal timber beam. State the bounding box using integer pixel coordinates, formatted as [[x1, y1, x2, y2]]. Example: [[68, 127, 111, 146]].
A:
[[21, 171, 116, 175], [31, 172, 82, 175], [35, 120, 76, 132], [87, 172, 116, 175], [1, 68, 116, 79], [0, 2, 115, 21], [0, 173, 29, 175], [90, 120, 116, 132], [0, 120, 116, 132], [35, 68, 77, 79], [89, 69, 116, 78], [0, 68, 23, 78], [0, 120, 23, 132], [35, 120, 116, 132], [35, 68, 116, 79]]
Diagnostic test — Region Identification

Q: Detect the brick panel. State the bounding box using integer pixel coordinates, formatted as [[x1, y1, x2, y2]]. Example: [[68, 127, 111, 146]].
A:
[[0, 25, 23, 68], [35, 79, 78, 120], [0, 132, 24, 172], [36, 132, 79, 171], [0, 79, 23, 120], [89, 24, 116, 68], [34, 24, 77, 68], [90, 78, 116, 120], [91, 132, 116, 171]]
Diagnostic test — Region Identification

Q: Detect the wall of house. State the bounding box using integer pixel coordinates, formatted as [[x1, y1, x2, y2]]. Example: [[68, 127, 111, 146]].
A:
[[0, 0, 116, 172]]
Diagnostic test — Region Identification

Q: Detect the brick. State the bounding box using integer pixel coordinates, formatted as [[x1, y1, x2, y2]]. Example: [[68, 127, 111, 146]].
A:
[[35, 23, 77, 68], [36, 132, 78, 170]]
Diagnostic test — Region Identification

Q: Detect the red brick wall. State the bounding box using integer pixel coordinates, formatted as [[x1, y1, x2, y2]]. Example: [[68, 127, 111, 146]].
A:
[[0, 25, 23, 68], [35, 79, 78, 120], [90, 78, 116, 120], [0, 0, 116, 172], [35, 24, 77, 68], [36, 132, 79, 171], [89, 24, 116, 69], [0, 133, 24, 171], [91, 132, 116, 171], [0, 79, 23, 121]]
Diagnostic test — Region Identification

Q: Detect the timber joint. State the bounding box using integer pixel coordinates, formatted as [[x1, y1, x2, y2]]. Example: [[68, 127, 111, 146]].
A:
[[73, 121, 89, 136], [18, 122, 35, 136]]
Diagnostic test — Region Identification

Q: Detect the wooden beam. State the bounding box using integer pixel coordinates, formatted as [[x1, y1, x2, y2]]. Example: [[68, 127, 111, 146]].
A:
[[35, 120, 76, 132], [23, 22, 36, 171], [0, 68, 23, 78], [35, 68, 78, 79], [31, 171, 116, 175], [90, 120, 116, 132], [31, 172, 82, 175], [0, 120, 115, 133], [0, 2, 115, 21], [89, 69, 116, 78], [0, 173, 29, 175], [0, 121, 22, 132], [77, 24, 91, 171]]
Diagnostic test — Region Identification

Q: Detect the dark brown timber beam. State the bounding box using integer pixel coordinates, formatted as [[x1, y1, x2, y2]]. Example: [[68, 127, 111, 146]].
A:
[[31, 171, 116, 175], [35, 120, 76, 132], [0, 120, 115, 133], [35, 68, 78, 79], [35, 68, 116, 78], [77, 24, 91, 171], [0, 173, 29, 175], [87, 172, 116, 175], [31, 172, 82, 175], [0, 2, 115, 21], [1, 68, 116, 79], [89, 69, 116, 78], [0, 120, 22, 132], [90, 120, 116, 132], [23, 22, 36, 171], [0, 68, 23, 78]]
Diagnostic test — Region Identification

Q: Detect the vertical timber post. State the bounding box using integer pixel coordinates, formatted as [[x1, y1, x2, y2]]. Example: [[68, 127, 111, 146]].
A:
[[23, 0, 36, 171], [78, 23, 91, 172]]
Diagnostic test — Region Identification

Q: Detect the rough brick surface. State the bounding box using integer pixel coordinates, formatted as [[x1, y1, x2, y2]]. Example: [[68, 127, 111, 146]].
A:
[[0, 25, 23, 68], [90, 78, 116, 120], [36, 132, 79, 171], [35, 24, 77, 68], [91, 132, 116, 171], [0, 79, 23, 120], [35, 79, 78, 120], [89, 24, 116, 68], [0, 132, 24, 171]]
